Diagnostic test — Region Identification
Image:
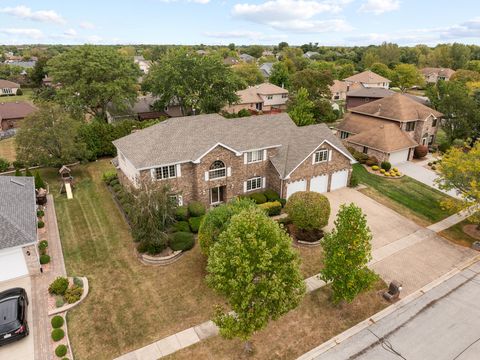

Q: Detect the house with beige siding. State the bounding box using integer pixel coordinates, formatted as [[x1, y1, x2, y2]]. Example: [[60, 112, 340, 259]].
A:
[[343, 70, 391, 89], [421, 67, 456, 83], [113, 113, 355, 207], [223, 83, 289, 114], [0, 80, 20, 96]]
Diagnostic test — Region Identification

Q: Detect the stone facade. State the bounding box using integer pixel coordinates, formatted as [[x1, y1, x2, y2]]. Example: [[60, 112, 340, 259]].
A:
[[346, 142, 389, 163]]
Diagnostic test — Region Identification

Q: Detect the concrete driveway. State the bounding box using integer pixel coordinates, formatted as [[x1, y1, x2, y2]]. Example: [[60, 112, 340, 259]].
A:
[[324, 188, 477, 295], [0, 276, 35, 360], [396, 161, 461, 199]]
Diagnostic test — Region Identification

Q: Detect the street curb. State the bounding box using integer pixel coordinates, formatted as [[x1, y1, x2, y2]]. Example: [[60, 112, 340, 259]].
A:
[[297, 256, 480, 360]]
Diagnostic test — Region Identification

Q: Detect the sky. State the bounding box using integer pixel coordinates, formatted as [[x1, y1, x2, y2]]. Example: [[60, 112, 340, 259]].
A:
[[0, 0, 480, 46]]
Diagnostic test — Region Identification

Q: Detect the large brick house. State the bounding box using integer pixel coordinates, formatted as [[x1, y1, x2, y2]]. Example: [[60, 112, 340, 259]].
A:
[[113, 113, 355, 207], [223, 83, 289, 114], [337, 93, 442, 165]]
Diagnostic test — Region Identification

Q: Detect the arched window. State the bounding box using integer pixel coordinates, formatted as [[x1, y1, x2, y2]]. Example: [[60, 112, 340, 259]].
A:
[[209, 160, 226, 179]]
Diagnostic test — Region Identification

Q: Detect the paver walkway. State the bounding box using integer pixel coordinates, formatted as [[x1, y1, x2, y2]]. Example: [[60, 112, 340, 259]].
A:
[[427, 205, 478, 232], [32, 195, 68, 360], [115, 204, 477, 360]]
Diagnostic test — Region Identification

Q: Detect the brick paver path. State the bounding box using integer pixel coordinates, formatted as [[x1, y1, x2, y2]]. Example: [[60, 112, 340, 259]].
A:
[[32, 195, 67, 360]]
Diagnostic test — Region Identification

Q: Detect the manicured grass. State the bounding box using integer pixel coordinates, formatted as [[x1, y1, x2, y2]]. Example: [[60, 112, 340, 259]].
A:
[[0, 88, 33, 103], [441, 219, 480, 247], [353, 164, 454, 224], [166, 281, 388, 360], [0, 137, 16, 163]]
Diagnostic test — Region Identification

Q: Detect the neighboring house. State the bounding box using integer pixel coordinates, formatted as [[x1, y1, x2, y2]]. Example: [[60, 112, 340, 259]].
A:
[[239, 53, 256, 63], [107, 95, 183, 123], [0, 79, 20, 96], [113, 113, 355, 207], [223, 56, 239, 66], [4, 60, 36, 70], [337, 93, 442, 164], [260, 62, 274, 78], [134, 56, 152, 74], [343, 70, 391, 89], [0, 176, 39, 283], [196, 50, 208, 56], [346, 87, 430, 109], [223, 83, 288, 114], [329, 80, 349, 101], [303, 51, 319, 59], [262, 50, 274, 57], [421, 67, 456, 83], [0, 102, 37, 131]]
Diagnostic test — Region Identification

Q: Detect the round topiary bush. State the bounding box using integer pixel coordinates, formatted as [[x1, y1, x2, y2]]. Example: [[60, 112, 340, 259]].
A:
[[173, 221, 191, 233], [55, 344, 68, 357], [48, 277, 69, 295], [51, 328, 65, 342], [188, 201, 206, 217], [285, 192, 330, 231], [38, 240, 48, 250], [51, 315, 64, 328], [263, 189, 280, 202], [170, 232, 195, 251], [188, 216, 204, 233], [55, 296, 65, 308], [37, 210, 45, 217], [249, 192, 267, 204], [380, 161, 391, 171], [349, 173, 358, 188], [37, 221, 45, 229], [175, 205, 189, 221], [73, 277, 83, 288], [372, 165, 379, 171], [40, 254, 50, 264], [414, 145, 428, 158], [64, 285, 83, 304]]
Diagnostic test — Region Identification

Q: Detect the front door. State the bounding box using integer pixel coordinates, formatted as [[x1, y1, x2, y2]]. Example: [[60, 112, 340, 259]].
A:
[[210, 186, 225, 205]]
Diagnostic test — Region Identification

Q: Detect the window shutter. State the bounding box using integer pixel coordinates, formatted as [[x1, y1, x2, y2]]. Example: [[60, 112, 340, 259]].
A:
[[312, 153, 316, 165], [176, 164, 181, 177], [178, 195, 183, 206], [204, 171, 209, 181], [227, 167, 232, 177], [243, 181, 247, 193], [262, 177, 266, 188], [244, 153, 248, 164], [328, 150, 332, 161], [263, 149, 267, 161], [150, 169, 156, 180]]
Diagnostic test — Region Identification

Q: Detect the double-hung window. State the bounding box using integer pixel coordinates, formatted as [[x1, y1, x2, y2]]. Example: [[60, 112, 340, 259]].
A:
[[314, 149, 328, 163], [247, 150, 264, 163], [155, 165, 176, 180], [405, 121, 416, 131], [246, 177, 262, 191]]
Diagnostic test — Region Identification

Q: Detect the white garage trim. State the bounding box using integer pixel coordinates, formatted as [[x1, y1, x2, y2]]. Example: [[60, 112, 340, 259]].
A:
[[330, 170, 349, 191], [286, 179, 306, 199], [310, 175, 328, 193], [389, 149, 410, 165], [0, 247, 28, 282]]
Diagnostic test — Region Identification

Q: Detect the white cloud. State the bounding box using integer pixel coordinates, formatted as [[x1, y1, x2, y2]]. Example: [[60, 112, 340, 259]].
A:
[[358, 0, 400, 15], [79, 21, 95, 30], [158, 0, 210, 3], [0, 28, 44, 39], [0, 5, 66, 24], [63, 28, 78, 37], [204, 30, 287, 41]]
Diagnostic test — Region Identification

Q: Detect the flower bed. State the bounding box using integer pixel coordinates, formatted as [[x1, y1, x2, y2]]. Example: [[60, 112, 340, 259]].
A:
[[48, 314, 73, 359], [363, 164, 404, 179], [48, 276, 89, 316]]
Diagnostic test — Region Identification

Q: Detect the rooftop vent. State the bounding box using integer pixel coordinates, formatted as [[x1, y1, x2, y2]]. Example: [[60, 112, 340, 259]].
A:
[[10, 179, 25, 187]]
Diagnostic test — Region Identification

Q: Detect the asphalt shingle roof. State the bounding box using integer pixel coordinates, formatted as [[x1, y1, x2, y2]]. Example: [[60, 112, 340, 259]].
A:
[[0, 176, 37, 250]]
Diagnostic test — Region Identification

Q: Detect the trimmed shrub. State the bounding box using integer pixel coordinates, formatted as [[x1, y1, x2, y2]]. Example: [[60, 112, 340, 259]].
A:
[[285, 192, 330, 231], [372, 165, 379, 171], [258, 201, 282, 216], [349, 173, 358, 188], [428, 162, 433, 166], [64, 285, 83, 304], [277, 216, 292, 226], [384, 173, 391, 177], [392, 167, 398, 172], [73, 277, 84, 288], [16, 88, 23, 96], [431, 165, 436, 170], [51, 315, 64, 328], [51, 328, 65, 342], [365, 156, 378, 166], [102, 170, 118, 184], [279, 198, 287, 207], [188, 201, 206, 217], [438, 142, 450, 153], [263, 189, 280, 202], [111, 183, 122, 193], [0, 158, 10, 173], [38, 240, 48, 250], [173, 221, 191, 232], [37, 210, 45, 217], [40, 254, 50, 264], [137, 237, 167, 255], [12, 160, 24, 170], [170, 232, 195, 251], [55, 344, 68, 358], [55, 296, 64, 308], [188, 216, 204, 233], [380, 168, 386, 173], [109, 178, 120, 187], [37, 221, 45, 229], [175, 205, 189, 221], [414, 145, 428, 158], [49, 277, 69, 295], [380, 161, 391, 171], [249, 192, 267, 204], [34, 171, 46, 189]]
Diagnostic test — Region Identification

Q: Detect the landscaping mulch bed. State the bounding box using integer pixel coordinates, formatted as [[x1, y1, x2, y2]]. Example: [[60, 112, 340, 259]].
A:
[[287, 224, 324, 243], [463, 224, 480, 240]]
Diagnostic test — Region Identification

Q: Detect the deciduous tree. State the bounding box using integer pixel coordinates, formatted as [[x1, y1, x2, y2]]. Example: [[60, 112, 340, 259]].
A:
[[393, 63, 424, 92], [288, 88, 316, 126], [232, 63, 263, 86], [269, 61, 290, 88]]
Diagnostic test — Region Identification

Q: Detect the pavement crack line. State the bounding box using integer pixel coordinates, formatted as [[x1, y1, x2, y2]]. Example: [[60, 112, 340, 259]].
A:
[[348, 269, 480, 359]]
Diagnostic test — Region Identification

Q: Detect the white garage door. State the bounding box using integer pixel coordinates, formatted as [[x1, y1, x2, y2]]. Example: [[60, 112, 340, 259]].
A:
[[389, 149, 409, 165], [310, 175, 328, 193], [286, 179, 306, 199], [330, 170, 349, 191], [0, 247, 28, 282]]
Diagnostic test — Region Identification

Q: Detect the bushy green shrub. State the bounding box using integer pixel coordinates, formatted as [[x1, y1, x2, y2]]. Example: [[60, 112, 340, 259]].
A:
[[51, 328, 65, 341], [365, 156, 378, 166], [137, 237, 167, 255], [380, 161, 391, 171], [109, 178, 120, 187], [438, 142, 450, 153], [37, 210, 45, 217], [263, 189, 280, 202], [285, 191, 330, 231], [349, 173, 358, 187], [0, 158, 10, 173], [55, 344, 67, 357], [111, 183, 122, 193], [249, 192, 267, 204], [102, 170, 118, 184], [73, 277, 83, 288], [175, 206, 189, 221], [38, 240, 48, 250], [55, 296, 64, 308], [40, 254, 50, 264], [258, 201, 282, 216], [188, 216, 204, 233], [188, 201, 206, 217], [51, 315, 64, 328], [279, 198, 287, 207], [37, 221, 45, 229], [431, 165, 436, 170], [12, 160, 24, 169], [237, 109, 251, 117], [170, 232, 195, 251], [49, 277, 69, 295], [64, 285, 83, 304], [34, 171, 46, 189], [173, 221, 191, 232]]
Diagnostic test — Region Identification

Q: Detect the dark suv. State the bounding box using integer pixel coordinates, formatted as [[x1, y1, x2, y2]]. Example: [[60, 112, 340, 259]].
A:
[[0, 288, 29, 346]]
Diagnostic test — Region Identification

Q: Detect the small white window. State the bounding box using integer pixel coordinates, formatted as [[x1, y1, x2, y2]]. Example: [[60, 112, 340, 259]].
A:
[[246, 150, 264, 163], [154, 165, 176, 180], [314, 149, 329, 163], [246, 177, 262, 192]]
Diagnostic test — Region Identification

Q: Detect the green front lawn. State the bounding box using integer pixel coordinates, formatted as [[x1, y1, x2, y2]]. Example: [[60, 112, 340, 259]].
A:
[[353, 164, 455, 225], [0, 137, 16, 163]]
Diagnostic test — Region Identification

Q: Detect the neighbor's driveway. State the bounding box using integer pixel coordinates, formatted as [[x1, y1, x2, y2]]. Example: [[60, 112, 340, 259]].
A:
[[0, 276, 35, 360], [324, 188, 477, 295], [396, 162, 460, 199]]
